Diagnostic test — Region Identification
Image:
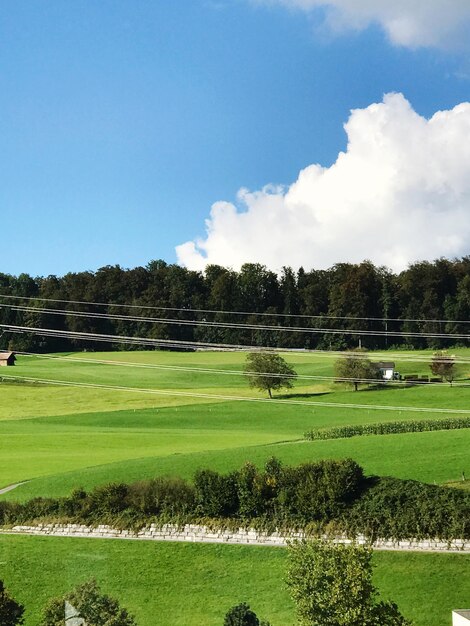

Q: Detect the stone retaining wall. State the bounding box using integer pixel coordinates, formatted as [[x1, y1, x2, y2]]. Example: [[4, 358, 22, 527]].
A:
[[1, 523, 468, 552]]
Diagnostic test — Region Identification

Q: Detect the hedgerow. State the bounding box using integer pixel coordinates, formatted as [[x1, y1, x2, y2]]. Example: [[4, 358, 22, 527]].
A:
[[0, 458, 468, 541], [304, 417, 470, 441], [342, 476, 470, 541]]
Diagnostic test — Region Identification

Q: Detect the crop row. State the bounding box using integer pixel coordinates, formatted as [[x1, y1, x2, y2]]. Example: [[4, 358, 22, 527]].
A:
[[304, 417, 470, 441]]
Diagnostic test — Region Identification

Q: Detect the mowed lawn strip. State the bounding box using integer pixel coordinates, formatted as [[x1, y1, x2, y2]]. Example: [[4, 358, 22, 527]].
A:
[[0, 535, 468, 626]]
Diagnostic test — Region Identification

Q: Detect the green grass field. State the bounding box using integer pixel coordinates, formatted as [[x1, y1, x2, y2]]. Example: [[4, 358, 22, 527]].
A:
[[0, 535, 469, 626], [0, 351, 470, 498], [1, 350, 469, 496], [1, 350, 469, 624], [5, 425, 469, 502]]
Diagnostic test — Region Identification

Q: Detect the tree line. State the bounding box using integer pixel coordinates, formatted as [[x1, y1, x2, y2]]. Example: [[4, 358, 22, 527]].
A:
[[1, 257, 470, 352]]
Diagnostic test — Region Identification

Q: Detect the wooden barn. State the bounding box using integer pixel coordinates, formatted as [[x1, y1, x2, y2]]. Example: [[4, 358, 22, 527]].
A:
[[0, 352, 16, 366]]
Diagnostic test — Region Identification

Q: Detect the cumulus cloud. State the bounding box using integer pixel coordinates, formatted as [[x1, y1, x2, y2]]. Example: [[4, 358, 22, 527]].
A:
[[256, 0, 470, 48], [176, 94, 470, 273]]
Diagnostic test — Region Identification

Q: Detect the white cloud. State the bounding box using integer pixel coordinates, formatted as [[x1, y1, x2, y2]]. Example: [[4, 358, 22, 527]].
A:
[[176, 94, 470, 273], [256, 0, 470, 48]]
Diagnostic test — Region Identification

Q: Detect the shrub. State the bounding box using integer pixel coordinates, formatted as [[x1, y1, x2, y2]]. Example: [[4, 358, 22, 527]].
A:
[[343, 476, 470, 540], [223, 602, 270, 626], [0, 501, 21, 525], [287, 540, 412, 626], [278, 459, 364, 522], [85, 483, 130, 519], [194, 469, 239, 517], [263, 457, 284, 517], [40, 578, 137, 626], [0, 580, 24, 626], [128, 476, 195, 517], [236, 462, 269, 518], [16, 498, 61, 523], [60, 488, 89, 518], [0, 459, 468, 541]]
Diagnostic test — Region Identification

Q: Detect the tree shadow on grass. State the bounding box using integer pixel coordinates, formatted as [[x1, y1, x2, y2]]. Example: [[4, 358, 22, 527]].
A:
[[334, 383, 413, 393], [277, 391, 331, 400], [361, 383, 416, 392]]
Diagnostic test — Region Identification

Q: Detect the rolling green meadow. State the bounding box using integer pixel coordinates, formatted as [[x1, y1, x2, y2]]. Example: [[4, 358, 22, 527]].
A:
[[1, 536, 469, 626], [1, 350, 469, 625]]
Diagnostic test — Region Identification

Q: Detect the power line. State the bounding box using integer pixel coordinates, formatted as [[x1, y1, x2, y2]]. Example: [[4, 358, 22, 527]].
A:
[[3, 323, 470, 364], [20, 351, 470, 385], [1, 292, 469, 325], [1, 306, 469, 340], [2, 373, 469, 415], [18, 351, 468, 386]]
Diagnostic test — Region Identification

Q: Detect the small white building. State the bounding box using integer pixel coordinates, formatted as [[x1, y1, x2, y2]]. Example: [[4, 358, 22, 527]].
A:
[[377, 361, 395, 380], [453, 611, 470, 625]]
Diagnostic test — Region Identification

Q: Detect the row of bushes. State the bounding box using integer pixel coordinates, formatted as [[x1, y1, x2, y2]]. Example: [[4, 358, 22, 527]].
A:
[[345, 476, 470, 540], [1, 458, 469, 540], [304, 417, 470, 440], [0, 459, 364, 528]]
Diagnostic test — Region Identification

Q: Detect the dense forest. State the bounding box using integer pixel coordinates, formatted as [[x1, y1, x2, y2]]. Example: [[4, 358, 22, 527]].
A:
[[0, 257, 469, 353]]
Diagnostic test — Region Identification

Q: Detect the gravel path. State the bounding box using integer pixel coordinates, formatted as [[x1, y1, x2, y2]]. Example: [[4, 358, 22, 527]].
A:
[[0, 481, 27, 495]]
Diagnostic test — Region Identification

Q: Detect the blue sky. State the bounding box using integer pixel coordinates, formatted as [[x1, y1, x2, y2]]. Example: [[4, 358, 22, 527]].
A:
[[1, 1, 470, 276]]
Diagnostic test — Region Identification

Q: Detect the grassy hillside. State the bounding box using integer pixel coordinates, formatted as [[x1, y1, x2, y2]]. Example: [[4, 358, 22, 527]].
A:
[[6, 426, 469, 501], [1, 349, 469, 624], [2, 349, 470, 418], [1, 350, 469, 497]]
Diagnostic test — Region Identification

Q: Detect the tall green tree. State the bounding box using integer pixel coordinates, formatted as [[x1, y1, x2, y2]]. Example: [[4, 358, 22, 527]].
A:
[[429, 350, 457, 384], [326, 262, 384, 349], [334, 350, 380, 391], [244, 352, 297, 398], [286, 540, 412, 626]]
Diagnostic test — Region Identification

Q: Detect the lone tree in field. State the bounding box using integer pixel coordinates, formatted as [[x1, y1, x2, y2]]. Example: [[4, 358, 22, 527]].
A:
[[287, 540, 412, 626], [40, 579, 137, 626], [334, 350, 379, 391], [244, 352, 297, 398], [0, 580, 24, 626], [429, 350, 456, 384]]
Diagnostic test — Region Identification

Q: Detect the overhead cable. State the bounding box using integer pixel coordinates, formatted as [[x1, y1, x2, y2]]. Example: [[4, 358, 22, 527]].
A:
[[3, 323, 470, 364], [2, 374, 469, 415], [1, 292, 469, 325], [0, 306, 468, 340], [17, 351, 469, 386]]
